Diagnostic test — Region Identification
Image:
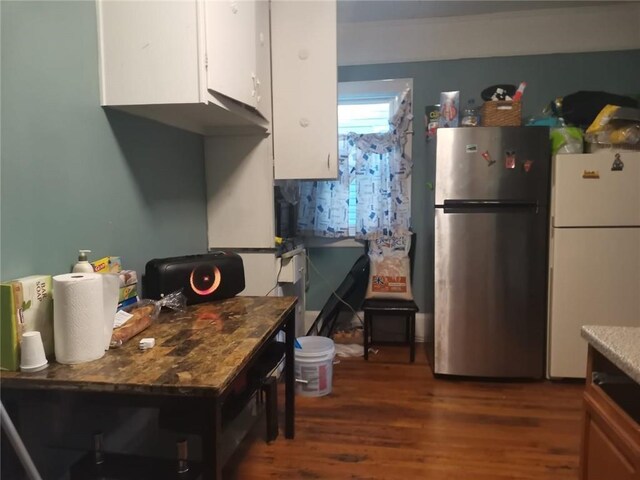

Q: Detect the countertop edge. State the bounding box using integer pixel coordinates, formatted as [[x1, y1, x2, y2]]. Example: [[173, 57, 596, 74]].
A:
[[581, 326, 640, 385]]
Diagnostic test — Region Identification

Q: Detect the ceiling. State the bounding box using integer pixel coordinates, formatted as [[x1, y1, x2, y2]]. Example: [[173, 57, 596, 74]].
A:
[[337, 1, 627, 24]]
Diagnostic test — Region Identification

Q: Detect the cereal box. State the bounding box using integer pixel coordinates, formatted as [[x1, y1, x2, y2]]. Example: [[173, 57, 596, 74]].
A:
[[439, 91, 460, 128]]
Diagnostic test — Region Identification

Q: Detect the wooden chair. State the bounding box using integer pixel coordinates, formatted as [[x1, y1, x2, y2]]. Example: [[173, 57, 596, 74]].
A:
[[362, 233, 418, 362]]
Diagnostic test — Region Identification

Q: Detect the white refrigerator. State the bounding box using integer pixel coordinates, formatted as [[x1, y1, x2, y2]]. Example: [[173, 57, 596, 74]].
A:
[[547, 151, 640, 379]]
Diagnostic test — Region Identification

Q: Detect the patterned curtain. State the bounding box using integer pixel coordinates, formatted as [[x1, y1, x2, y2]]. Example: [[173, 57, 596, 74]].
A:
[[298, 88, 413, 240]]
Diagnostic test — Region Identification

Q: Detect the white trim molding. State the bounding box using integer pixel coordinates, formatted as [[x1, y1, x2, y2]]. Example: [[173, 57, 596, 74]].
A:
[[338, 3, 640, 66]]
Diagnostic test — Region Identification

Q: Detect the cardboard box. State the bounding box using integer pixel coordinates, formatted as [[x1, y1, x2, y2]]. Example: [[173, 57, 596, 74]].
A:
[[439, 91, 460, 128], [119, 283, 138, 303], [92, 256, 122, 274], [0, 282, 22, 371], [0, 275, 54, 370]]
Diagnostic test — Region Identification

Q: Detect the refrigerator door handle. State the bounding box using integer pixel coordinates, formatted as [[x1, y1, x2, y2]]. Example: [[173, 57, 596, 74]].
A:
[[442, 199, 539, 214]]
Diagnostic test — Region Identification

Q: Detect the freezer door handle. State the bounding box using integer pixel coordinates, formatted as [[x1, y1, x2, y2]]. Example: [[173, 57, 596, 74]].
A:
[[442, 199, 538, 214]]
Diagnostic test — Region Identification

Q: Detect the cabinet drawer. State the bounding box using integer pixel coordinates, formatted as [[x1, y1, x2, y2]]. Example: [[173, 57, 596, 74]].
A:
[[582, 384, 640, 479], [584, 416, 637, 480]]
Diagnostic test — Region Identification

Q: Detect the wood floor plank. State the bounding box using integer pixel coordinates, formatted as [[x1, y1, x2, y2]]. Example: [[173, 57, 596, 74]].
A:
[[224, 346, 584, 479]]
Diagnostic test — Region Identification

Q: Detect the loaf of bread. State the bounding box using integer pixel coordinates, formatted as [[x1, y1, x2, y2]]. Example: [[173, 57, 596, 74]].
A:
[[110, 303, 155, 347]]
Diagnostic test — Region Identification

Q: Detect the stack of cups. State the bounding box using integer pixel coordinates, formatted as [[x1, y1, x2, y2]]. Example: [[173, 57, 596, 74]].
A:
[[20, 331, 48, 372]]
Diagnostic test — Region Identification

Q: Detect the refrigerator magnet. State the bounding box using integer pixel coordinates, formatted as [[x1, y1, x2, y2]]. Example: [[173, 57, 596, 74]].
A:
[[611, 153, 624, 171], [505, 151, 516, 169], [466, 144, 478, 153], [523, 160, 533, 173], [481, 151, 496, 166]]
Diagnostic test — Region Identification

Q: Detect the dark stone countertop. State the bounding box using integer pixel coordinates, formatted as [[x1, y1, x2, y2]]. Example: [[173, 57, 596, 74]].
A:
[[1, 296, 297, 396]]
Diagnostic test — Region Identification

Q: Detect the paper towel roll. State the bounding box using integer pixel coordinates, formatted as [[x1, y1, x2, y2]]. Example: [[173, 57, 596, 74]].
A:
[[53, 273, 119, 364]]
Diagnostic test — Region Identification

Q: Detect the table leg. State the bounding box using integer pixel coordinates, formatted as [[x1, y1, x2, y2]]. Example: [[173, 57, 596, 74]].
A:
[[285, 308, 295, 439], [201, 399, 222, 480]]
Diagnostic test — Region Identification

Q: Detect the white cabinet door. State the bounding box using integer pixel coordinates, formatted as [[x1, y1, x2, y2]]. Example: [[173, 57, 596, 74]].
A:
[[96, 0, 268, 134], [271, 0, 338, 180], [547, 227, 640, 378], [205, 0, 257, 109], [553, 152, 640, 227], [97, 0, 201, 106], [204, 135, 275, 249], [255, 0, 271, 122]]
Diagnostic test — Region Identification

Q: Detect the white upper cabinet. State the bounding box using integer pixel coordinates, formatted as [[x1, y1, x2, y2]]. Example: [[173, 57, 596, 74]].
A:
[[255, 0, 272, 122], [271, 0, 338, 180], [204, 0, 264, 117], [96, 0, 269, 135]]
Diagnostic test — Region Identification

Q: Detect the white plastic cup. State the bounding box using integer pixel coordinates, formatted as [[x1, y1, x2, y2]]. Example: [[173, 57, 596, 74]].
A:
[[20, 331, 48, 372]]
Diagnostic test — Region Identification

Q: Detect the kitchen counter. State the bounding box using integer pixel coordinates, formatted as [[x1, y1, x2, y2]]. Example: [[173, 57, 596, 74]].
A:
[[579, 326, 640, 478], [581, 325, 640, 385], [1, 296, 297, 396]]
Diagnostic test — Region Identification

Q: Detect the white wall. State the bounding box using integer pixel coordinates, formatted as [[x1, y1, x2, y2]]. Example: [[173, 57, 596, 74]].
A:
[[338, 3, 640, 66]]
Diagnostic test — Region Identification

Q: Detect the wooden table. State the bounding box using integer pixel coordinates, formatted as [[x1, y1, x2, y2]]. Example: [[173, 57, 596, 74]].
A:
[[1, 296, 297, 480]]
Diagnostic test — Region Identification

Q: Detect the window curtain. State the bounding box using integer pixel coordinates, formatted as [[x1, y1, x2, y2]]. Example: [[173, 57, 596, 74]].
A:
[[297, 88, 413, 240]]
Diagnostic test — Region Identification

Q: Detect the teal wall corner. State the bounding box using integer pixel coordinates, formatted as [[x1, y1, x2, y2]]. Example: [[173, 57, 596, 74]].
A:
[[1, 1, 208, 285]]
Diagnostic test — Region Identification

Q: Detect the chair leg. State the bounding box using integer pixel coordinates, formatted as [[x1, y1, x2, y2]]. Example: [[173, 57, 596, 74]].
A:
[[262, 377, 278, 443], [405, 315, 410, 343], [363, 311, 370, 361], [409, 313, 416, 363]]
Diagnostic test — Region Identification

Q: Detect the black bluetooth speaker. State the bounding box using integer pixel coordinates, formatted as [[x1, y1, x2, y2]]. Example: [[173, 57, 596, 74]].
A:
[[144, 252, 245, 305]]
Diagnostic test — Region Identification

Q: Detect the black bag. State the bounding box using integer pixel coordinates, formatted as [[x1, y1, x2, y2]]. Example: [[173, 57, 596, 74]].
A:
[[555, 91, 639, 128]]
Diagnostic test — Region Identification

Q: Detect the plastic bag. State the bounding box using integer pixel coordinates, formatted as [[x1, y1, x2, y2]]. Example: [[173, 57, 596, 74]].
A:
[[546, 91, 638, 128], [365, 234, 414, 301], [585, 104, 640, 146], [110, 290, 186, 348], [550, 127, 584, 155]]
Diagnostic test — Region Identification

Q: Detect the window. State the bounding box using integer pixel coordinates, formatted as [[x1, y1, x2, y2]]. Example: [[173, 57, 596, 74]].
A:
[[299, 78, 413, 245], [338, 79, 413, 237]]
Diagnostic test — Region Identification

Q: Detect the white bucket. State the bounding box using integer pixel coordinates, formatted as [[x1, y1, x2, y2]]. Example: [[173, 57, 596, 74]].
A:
[[294, 336, 335, 397]]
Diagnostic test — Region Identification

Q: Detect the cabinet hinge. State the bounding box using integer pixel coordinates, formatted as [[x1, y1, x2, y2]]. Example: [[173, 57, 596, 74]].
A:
[[204, 54, 208, 69]]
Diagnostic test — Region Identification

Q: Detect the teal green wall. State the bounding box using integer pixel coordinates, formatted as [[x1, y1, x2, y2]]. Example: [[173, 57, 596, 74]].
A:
[[307, 49, 640, 311], [1, 1, 208, 284]]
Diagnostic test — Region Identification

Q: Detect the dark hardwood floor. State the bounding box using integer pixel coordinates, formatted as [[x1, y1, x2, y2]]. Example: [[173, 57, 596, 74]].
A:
[[225, 345, 584, 479]]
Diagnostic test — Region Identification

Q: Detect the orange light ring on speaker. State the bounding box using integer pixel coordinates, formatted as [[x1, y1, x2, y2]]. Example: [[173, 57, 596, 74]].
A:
[[190, 266, 222, 296]]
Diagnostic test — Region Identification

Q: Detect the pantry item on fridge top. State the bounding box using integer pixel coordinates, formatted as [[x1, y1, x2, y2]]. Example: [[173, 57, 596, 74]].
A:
[[439, 91, 460, 128], [481, 84, 516, 102], [545, 91, 639, 128], [550, 126, 584, 155], [585, 105, 640, 146], [110, 290, 186, 348], [425, 104, 440, 139], [460, 99, 480, 127]]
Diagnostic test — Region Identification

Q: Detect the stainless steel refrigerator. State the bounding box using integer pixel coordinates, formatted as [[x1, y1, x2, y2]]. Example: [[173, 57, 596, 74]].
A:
[[430, 127, 550, 378]]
